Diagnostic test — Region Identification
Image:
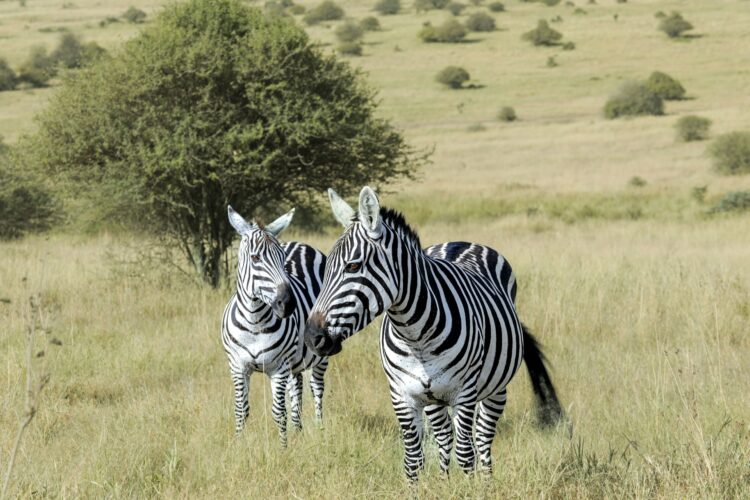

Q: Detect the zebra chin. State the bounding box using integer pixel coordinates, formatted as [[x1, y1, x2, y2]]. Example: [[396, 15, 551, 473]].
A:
[[305, 315, 343, 357]]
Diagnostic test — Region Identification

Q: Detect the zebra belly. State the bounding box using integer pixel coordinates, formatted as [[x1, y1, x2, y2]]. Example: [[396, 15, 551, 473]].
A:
[[382, 348, 464, 405], [233, 331, 301, 375]]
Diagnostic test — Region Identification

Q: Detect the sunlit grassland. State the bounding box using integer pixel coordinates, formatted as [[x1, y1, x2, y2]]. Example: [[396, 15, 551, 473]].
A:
[[1, 217, 749, 498], [2, 0, 750, 497]]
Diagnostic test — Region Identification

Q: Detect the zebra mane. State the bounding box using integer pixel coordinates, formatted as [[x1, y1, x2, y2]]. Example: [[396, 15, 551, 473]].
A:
[[377, 207, 421, 248]]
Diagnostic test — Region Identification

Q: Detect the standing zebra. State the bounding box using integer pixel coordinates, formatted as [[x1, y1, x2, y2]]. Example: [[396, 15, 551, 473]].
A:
[[222, 206, 328, 446], [306, 187, 562, 480]]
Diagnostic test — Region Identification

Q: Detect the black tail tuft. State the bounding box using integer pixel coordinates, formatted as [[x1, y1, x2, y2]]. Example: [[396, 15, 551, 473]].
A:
[[522, 324, 564, 427]]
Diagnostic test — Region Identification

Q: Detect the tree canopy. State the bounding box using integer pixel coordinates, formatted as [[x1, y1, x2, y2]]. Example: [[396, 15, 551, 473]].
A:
[[21, 0, 421, 286]]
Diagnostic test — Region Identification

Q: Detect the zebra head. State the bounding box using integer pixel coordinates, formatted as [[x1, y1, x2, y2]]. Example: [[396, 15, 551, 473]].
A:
[[306, 187, 400, 356], [228, 205, 297, 319]]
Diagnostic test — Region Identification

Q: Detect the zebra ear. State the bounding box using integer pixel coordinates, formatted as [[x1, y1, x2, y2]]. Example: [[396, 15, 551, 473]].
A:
[[265, 208, 295, 237], [358, 186, 382, 236], [328, 188, 355, 228], [228, 205, 253, 234]]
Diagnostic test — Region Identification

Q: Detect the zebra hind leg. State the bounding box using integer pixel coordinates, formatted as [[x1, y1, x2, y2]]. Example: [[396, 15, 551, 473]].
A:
[[288, 372, 304, 431], [425, 404, 453, 474], [231, 368, 250, 435], [270, 371, 290, 447], [309, 359, 328, 423], [475, 389, 507, 473]]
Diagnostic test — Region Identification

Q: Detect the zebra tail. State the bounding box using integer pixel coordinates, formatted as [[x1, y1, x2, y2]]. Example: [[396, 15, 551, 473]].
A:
[[522, 323, 564, 427]]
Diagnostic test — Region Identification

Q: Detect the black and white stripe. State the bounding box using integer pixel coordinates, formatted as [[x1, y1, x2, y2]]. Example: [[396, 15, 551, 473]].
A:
[[306, 188, 562, 479], [222, 206, 328, 446]]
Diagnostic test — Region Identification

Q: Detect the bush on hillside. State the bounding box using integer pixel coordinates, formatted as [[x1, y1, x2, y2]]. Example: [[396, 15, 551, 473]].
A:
[[337, 41, 363, 55], [465, 11, 495, 31], [374, 0, 400, 15], [335, 21, 363, 42], [304, 1, 344, 24], [710, 191, 750, 213], [497, 106, 516, 121], [675, 116, 711, 142], [603, 81, 664, 119], [522, 20, 562, 46], [708, 132, 750, 175], [414, 0, 450, 12], [562, 41, 575, 50], [658, 11, 692, 38], [488, 2, 504, 12], [447, 2, 466, 15], [0, 59, 17, 91], [435, 66, 470, 88], [644, 71, 685, 100], [123, 6, 147, 23], [19, 0, 422, 286], [359, 16, 381, 31], [16, 46, 56, 88], [50, 34, 108, 69], [0, 139, 59, 240], [288, 4, 306, 14], [419, 19, 467, 43]]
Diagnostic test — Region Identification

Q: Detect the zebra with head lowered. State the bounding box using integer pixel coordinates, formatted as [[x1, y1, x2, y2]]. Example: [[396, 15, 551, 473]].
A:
[[222, 206, 328, 446], [306, 187, 563, 480]]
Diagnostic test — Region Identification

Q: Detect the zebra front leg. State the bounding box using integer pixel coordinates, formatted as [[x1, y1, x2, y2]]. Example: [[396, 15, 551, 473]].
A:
[[288, 372, 304, 431], [425, 404, 453, 474], [309, 359, 328, 423], [452, 402, 477, 474], [392, 396, 425, 481], [270, 371, 290, 447], [475, 389, 507, 473], [231, 368, 250, 435]]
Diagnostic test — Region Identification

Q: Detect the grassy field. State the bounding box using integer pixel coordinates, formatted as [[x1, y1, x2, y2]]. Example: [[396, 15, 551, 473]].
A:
[[2, 0, 750, 497]]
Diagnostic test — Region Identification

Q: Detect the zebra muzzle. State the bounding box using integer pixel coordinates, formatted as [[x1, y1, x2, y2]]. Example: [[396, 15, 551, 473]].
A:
[[305, 314, 342, 357]]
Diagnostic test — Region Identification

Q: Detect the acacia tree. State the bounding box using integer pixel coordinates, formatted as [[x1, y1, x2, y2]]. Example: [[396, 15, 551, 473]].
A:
[[21, 0, 421, 286]]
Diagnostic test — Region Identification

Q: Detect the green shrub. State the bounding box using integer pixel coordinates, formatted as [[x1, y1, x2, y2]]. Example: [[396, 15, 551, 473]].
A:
[[675, 115, 711, 142], [304, 1, 344, 24], [337, 42, 363, 56], [562, 41, 575, 50], [17, 46, 55, 88], [654, 10, 666, 19], [497, 106, 516, 121], [573, 7, 586, 14], [708, 132, 750, 175], [374, 0, 400, 15], [658, 11, 692, 38], [335, 21, 363, 42], [419, 19, 466, 43], [466, 123, 486, 132], [100, 16, 120, 27], [0, 59, 17, 91], [691, 185, 707, 203], [50, 33, 85, 69], [264, 1, 289, 17], [123, 6, 147, 23], [522, 20, 562, 46], [288, 4, 306, 14], [710, 191, 750, 213], [414, 0, 450, 12], [546, 56, 558, 67], [465, 11, 495, 31], [628, 176, 647, 188], [435, 66, 470, 88], [447, 2, 466, 15], [359, 16, 381, 31], [542, 0, 560, 5], [644, 71, 685, 100], [0, 139, 59, 240], [604, 81, 664, 119], [488, 2, 504, 12]]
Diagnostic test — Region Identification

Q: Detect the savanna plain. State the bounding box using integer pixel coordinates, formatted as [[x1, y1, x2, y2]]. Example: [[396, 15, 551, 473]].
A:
[[1, 0, 749, 497]]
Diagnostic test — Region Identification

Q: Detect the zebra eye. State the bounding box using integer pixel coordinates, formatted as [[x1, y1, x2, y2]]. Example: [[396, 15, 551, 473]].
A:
[[251, 254, 260, 263], [344, 262, 361, 273]]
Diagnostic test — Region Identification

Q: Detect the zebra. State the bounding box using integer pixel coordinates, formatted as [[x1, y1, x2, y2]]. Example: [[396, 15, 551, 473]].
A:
[[305, 187, 563, 480], [222, 206, 328, 446]]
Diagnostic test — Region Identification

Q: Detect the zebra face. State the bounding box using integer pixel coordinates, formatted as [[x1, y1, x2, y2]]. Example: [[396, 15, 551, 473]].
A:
[[306, 188, 398, 356], [228, 206, 296, 319]]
